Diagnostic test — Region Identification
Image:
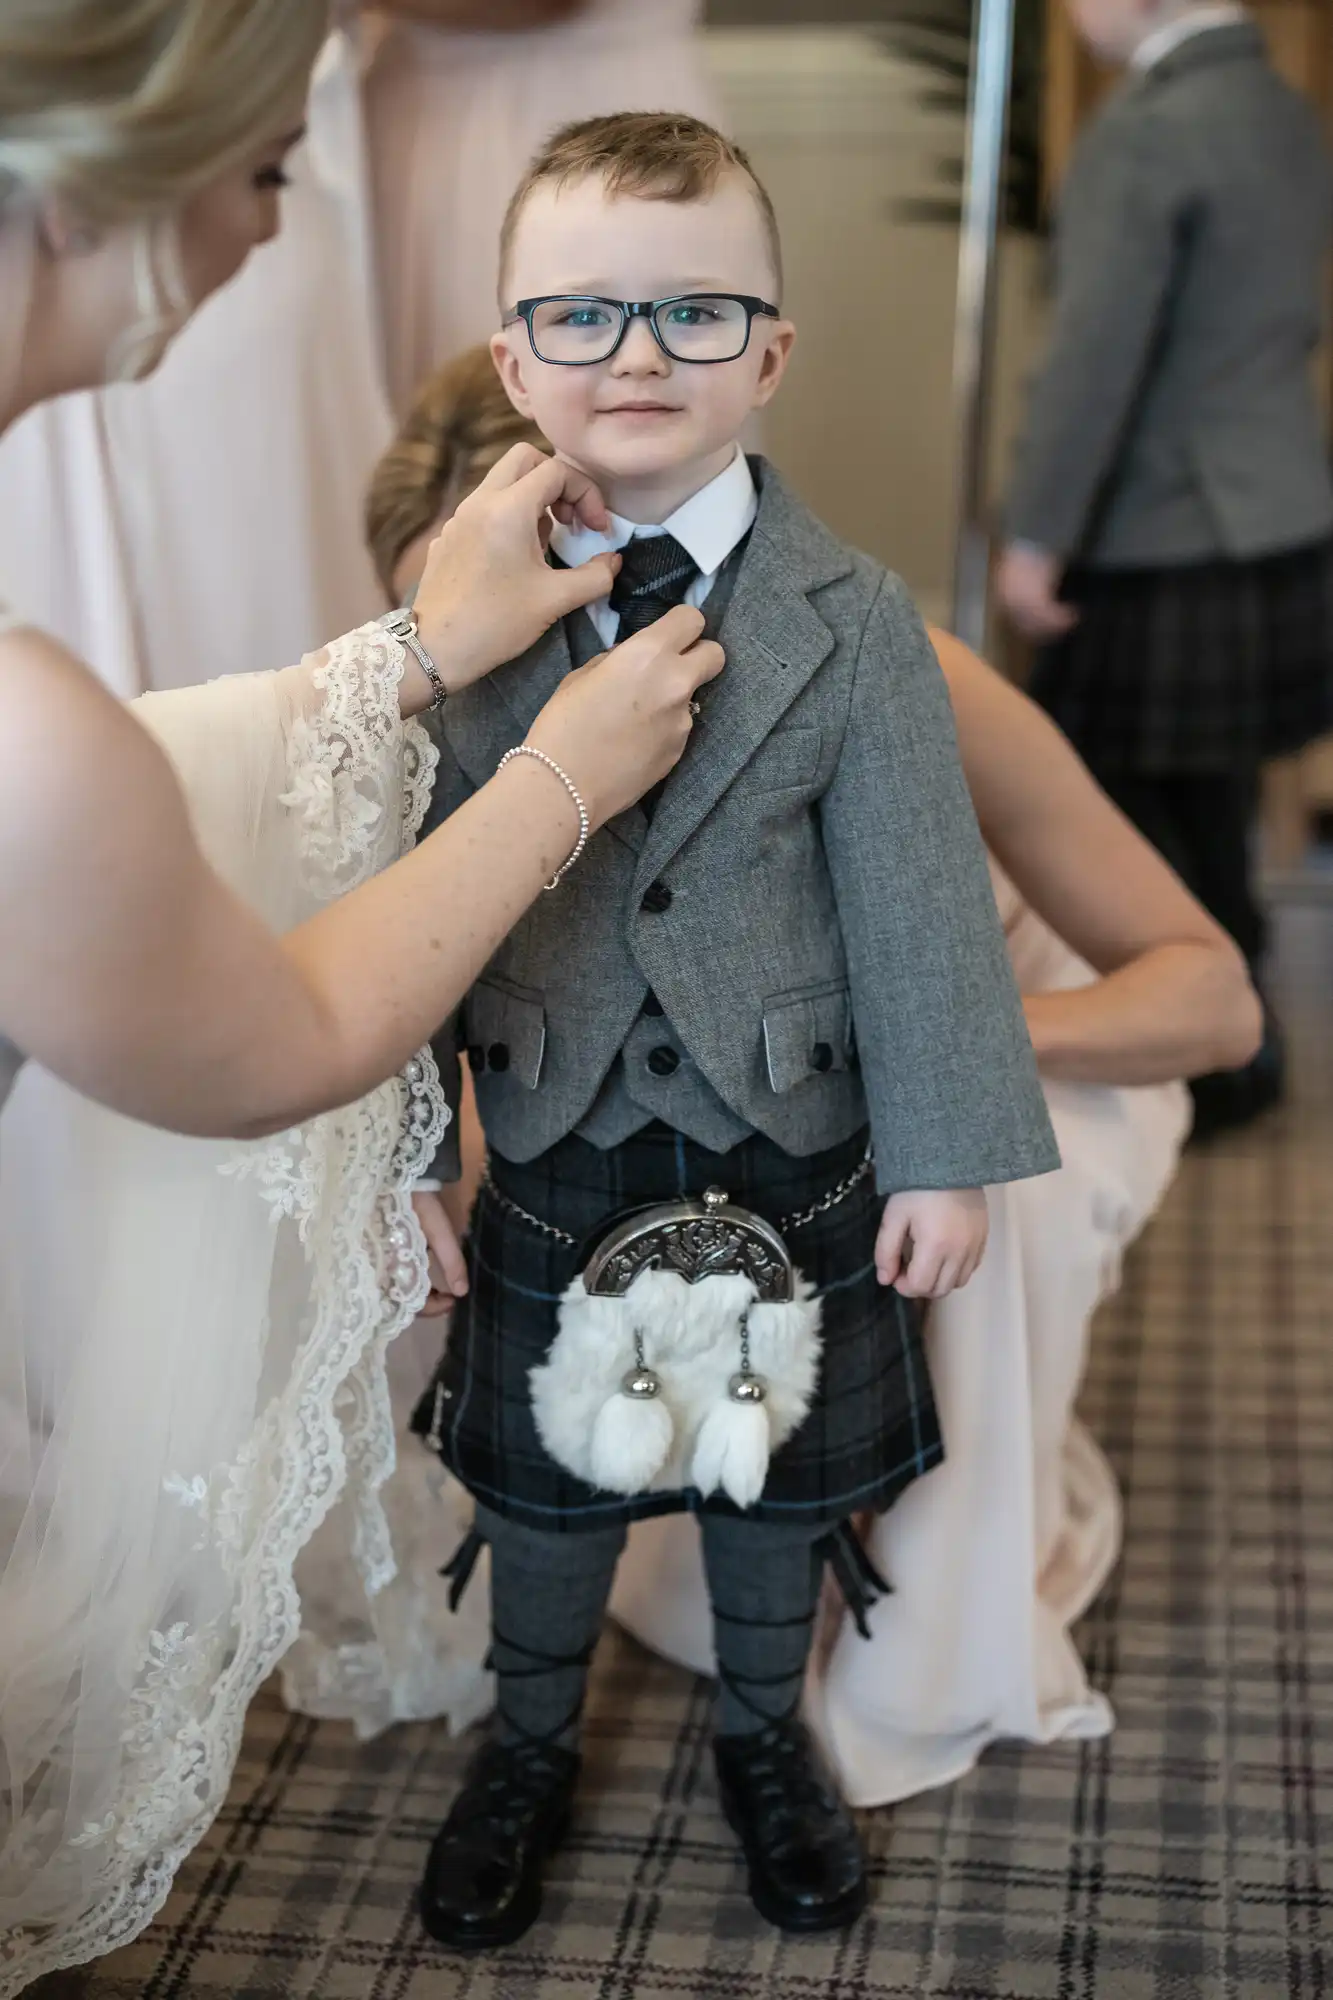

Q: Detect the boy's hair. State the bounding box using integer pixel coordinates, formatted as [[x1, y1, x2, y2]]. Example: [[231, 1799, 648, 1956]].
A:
[[366, 345, 546, 600], [498, 110, 784, 305]]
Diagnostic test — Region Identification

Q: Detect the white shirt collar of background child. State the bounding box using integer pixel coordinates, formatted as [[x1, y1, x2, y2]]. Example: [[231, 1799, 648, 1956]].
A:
[[550, 446, 757, 580], [1132, 4, 1248, 74]]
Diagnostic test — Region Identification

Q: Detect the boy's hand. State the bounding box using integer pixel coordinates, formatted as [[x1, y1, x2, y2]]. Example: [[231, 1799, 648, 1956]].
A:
[[412, 1189, 469, 1317], [875, 1189, 988, 1300]]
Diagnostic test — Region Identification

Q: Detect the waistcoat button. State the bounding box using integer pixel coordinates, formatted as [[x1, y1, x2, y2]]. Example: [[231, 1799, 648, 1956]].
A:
[[641, 881, 673, 914], [647, 1045, 680, 1078], [811, 1042, 834, 1073], [487, 1043, 511, 1073]]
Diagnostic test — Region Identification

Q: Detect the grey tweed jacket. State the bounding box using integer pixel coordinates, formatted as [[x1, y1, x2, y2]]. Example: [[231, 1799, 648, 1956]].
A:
[[423, 461, 1059, 1197], [1007, 22, 1333, 568]]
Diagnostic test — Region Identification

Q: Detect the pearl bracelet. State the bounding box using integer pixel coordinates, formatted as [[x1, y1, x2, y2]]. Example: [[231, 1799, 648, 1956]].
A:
[[496, 745, 591, 890]]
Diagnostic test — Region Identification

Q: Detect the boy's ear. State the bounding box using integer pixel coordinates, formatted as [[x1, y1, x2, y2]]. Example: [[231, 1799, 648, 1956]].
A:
[[490, 329, 537, 420], [751, 319, 797, 414]]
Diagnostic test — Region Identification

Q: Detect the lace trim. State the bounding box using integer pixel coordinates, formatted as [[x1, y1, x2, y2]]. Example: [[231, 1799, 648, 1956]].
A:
[[281, 621, 438, 894], [0, 626, 449, 1994]]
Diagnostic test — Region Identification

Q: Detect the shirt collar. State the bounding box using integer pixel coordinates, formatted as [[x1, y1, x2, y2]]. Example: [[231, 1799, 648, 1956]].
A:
[[1131, 4, 1247, 73], [549, 447, 757, 579]]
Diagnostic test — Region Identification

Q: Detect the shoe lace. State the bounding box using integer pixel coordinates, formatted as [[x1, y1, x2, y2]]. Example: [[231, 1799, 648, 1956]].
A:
[[447, 1740, 572, 1846], [730, 1722, 841, 1847]]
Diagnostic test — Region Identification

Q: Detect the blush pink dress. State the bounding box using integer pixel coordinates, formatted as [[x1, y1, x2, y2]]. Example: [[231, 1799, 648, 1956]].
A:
[[363, 0, 719, 412]]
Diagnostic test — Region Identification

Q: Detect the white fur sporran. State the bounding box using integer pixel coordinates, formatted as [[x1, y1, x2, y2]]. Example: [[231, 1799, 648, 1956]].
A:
[[530, 1188, 823, 1511]]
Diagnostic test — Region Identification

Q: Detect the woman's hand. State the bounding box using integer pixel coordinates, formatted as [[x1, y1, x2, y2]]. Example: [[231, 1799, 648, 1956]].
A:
[[413, 1190, 469, 1317], [526, 605, 725, 829], [413, 445, 622, 692], [995, 543, 1078, 643]]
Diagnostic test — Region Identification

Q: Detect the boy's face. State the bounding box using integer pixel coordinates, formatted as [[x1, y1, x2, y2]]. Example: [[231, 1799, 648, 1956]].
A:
[[492, 171, 795, 507], [1066, 0, 1160, 64]]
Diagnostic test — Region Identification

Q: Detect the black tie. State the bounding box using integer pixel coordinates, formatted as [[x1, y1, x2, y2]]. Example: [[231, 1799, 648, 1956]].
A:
[[607, 535, 702, 824], [609, 532, 700, 640]]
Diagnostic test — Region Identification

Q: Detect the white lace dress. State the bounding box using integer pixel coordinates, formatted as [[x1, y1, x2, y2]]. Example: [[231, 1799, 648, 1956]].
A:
[[0, 623, 457, 1994]]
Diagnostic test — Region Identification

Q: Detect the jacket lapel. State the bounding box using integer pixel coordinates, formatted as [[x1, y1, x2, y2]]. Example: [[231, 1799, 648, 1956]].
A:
[[633, 462, 854, 892], [452, 613, 647, 858]]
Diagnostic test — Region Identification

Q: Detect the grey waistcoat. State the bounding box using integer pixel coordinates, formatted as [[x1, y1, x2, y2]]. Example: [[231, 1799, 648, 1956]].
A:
[[570, 549, 763, 1154]]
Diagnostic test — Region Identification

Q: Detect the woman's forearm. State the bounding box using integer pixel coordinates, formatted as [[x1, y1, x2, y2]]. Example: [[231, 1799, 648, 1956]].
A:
[[0, 640, 580, 1138], [264, 757, 577, 1130], [1025, 942, 1261, 1086]]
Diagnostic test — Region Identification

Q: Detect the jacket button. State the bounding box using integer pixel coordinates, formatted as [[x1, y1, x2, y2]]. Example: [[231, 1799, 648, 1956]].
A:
[[467, 1045, 486, 1075], [642, 991, 665, 1018], [647, 1045, 680, 1078], [811, 1042, 834, 1073], [641, 881, 673, 914], [487, 1043, 511, 1073]]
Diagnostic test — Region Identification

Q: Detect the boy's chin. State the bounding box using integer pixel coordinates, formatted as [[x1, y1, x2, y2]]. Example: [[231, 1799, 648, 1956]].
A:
[[568, 435, 715, 488]]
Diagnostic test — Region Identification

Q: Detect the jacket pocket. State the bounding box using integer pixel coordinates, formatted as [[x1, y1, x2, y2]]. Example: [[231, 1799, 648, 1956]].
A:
[[466, 973, 547, 1090], [749, 726, 823, 795], [762, 979, 853, 1094]]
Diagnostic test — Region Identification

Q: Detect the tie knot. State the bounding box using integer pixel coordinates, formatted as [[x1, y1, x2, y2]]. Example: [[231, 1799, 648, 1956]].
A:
[[609, 532, 700, 637]]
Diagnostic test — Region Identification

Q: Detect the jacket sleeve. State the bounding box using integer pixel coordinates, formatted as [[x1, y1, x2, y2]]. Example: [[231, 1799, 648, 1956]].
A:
[[418, 717, 473, 1184], [1006, 109, 1186, 557], [819, 574, 1060, 1195]]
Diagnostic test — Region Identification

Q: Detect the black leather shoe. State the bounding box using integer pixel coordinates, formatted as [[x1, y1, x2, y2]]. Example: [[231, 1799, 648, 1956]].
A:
[[419, 1737, 580, 1952], [715, 1719, 867, 1934]]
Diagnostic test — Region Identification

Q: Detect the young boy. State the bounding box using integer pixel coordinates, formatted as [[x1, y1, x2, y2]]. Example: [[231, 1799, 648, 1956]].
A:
[[999, 0, 1333, 1135], [412, 112, 1059, 1948]]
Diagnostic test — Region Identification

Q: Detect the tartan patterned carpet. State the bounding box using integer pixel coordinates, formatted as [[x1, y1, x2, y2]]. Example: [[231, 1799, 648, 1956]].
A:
[[34, 905, 1333, 2000]]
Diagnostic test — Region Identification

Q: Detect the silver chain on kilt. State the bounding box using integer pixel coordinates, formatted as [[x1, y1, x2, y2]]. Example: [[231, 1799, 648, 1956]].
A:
[[475, 1147, 875, 1248]]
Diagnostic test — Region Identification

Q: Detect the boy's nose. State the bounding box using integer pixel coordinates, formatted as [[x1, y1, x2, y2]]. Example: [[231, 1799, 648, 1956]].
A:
[[611, 317, 670, 375]]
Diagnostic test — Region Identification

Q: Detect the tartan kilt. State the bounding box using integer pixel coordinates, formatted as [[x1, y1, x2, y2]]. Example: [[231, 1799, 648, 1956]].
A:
[[411, 1122, 942, 1534], [1029, 538, 1333, 772]]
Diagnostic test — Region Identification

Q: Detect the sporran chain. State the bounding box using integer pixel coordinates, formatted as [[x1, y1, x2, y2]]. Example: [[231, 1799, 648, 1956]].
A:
[[476, 1148, 874, 1247]]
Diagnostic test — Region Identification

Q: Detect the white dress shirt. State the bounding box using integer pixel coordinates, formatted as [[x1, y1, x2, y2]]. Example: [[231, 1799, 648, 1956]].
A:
[[548, 446, 758, 649], [1132, 4, 1247, 73]]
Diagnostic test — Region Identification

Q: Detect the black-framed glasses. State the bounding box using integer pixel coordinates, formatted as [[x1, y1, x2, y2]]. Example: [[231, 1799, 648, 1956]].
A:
[[504, 293, 780, 366]]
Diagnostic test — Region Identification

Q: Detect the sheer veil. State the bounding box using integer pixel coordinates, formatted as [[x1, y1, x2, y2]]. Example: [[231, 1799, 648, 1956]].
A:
[[0, 627, 487, 1991]]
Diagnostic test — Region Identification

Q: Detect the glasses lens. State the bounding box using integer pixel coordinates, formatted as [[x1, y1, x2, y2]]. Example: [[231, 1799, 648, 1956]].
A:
[[654, 295, 750, 362], [528, 298, 624, 363]]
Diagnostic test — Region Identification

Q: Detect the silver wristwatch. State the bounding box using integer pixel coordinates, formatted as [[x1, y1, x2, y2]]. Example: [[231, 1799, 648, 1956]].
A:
[[380, 607, 448, 712]]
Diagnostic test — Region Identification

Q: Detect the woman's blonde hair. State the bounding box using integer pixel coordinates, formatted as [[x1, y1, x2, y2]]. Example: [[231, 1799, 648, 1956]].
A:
[[367, 345, 546, 601], [0, 0, 329, 226]]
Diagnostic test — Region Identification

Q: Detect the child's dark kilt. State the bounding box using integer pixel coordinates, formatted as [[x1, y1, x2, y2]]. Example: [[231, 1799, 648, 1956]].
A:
[[412, 1120, 942, 1535]]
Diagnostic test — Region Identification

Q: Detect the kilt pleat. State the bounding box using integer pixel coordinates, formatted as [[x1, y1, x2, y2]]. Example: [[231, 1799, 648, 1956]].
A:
[[411, 1122, 943, 1533], [1030, 538, 1333, 771]]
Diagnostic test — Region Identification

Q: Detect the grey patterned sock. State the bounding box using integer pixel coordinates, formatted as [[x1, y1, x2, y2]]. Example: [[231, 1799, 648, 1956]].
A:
[[701, 1513, 826, 1737], [478, 1505, 627, 1752]]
